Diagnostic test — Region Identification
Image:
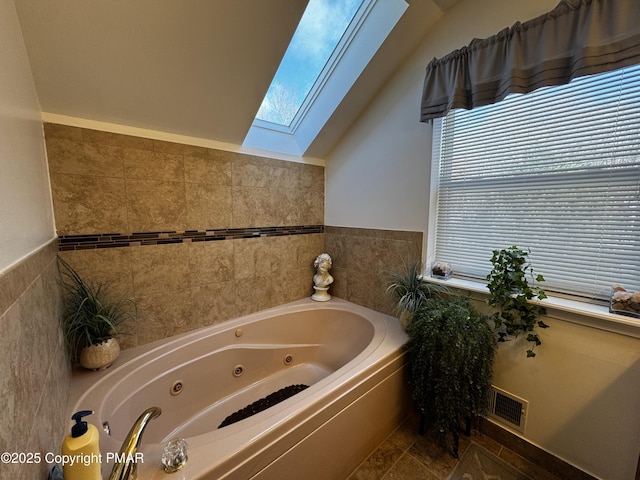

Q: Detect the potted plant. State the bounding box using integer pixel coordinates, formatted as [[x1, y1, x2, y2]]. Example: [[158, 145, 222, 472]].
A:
[[486, 246, 549, 357], [406, 296, 496, 457], [385, 258, 448, 329], [58, 256, 136, 370]]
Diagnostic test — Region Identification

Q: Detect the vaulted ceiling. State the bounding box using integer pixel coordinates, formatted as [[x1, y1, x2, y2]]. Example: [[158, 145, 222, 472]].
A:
[[14, 0, 461, 158]]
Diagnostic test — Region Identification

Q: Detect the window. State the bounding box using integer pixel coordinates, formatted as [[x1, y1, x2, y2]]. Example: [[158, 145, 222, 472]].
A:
[[255, 0, 364, 127], [243, 0, 408, 156], [430, 64, 640, 301]]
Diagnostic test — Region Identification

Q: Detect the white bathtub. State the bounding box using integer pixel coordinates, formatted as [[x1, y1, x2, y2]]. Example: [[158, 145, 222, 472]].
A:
[[69, 298, 409, 480]]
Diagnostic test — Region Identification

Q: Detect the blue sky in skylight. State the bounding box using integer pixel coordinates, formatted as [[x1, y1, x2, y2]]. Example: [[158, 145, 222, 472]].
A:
[[255, 0, 364, 127]]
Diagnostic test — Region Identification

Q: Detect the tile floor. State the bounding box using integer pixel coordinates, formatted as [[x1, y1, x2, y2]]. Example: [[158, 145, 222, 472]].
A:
[[348, 414, 563, 480]]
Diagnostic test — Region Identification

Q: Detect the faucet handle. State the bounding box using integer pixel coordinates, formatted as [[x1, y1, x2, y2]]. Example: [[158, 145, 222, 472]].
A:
[[162, 437, 188, 473]]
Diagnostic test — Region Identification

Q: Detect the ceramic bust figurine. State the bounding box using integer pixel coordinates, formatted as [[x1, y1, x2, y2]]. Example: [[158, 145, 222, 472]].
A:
[[312, 253, 333, 301]]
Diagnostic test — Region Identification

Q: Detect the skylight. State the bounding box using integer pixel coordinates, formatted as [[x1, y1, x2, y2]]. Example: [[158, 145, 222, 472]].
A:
[[255, 0, 364, 127], [244, 0, 408, 157]]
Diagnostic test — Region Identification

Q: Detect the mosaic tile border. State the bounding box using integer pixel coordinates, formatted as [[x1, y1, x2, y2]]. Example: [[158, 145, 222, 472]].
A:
[[58, 225, 324, 251]]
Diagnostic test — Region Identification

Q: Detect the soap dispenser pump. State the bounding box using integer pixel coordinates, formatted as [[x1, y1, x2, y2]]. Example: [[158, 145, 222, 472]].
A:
[[61, 410, 101, 480]]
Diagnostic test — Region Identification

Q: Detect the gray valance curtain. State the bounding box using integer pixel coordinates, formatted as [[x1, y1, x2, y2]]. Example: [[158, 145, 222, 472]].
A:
[[420, 0, 640, 121]]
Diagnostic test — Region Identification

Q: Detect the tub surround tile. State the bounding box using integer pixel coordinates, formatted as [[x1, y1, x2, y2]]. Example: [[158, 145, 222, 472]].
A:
[[304, 233, 325, 264], [234, 237, 274, 280], [47, 138, 125, 177], [33, 337, 70, 463], [46, 123, 324, 236], [299, 163, 325, 195], [191, 281, 238, 328], [232, 185, 272, 227], [135, 289, 196, 345], [234, 275, 275, 316], [299, 189, 324, 226], [324, 234, 348, 270], [123, 148, 185, 181], [347, 237, 416, 276], [0, 241, 58, 315], [328, 266, 348, 300], [18, 272, 61, 379], [325, 226, 422, 315], [186, 184, 232, 230], [131, 243, 190, 297], [270, 162, 300, 190], [188, 240, 235, 286], [232, 154, 272, 188], [0, 246, 70, 480], [57, 230, 324, 349], [44, 122, 83, 141], [348, 270, 384, 312], [184, 153, 232, 185], [270, 187, 302, 226], [269, 235, 316, 278], [1, 306, 30, 452], [46, 123, 326, 349], [58, 247, 133, 298], [126, 178, 188, 232], [47, 125, 424, 346], [272, 266, 315, 304], [116, 316, 139, 350], [51, 174, 128, 235]]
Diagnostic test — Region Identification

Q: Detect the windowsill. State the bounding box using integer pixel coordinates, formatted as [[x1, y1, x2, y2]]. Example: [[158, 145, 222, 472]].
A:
[[424, 276, 640, 339]]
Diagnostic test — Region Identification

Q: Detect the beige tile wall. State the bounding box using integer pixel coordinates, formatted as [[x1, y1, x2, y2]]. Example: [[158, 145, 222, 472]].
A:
[[57, 234, 322, 348], [45, 124, 426, 351], [45, 124, 324, 234], [0, 241, 71, 480], [46, 124, 325, 349], [324, 226, 423, 315]]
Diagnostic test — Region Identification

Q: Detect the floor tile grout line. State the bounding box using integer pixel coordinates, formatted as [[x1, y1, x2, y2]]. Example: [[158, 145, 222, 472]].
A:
[[380, 423, 418, 479], [380, 451, 408, 480], [406, 450, 450, 480]]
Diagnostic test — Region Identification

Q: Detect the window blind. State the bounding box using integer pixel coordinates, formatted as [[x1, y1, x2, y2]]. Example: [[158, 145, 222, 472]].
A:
[[432, 64, 640, 301]]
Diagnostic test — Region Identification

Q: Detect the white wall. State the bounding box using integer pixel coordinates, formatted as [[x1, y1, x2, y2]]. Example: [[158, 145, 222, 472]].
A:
[[0, 0, 55, 274], [326, 1, 640, 479], [489, 310, 640, 480], [326, 0, 560, 234]]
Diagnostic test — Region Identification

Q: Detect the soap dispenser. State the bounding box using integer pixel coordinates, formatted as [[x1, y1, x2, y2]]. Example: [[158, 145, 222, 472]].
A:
[[61, 410, 101, 480]]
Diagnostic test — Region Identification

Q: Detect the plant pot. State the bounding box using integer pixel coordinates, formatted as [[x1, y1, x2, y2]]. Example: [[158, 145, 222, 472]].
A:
[[398, 309, 413, 329], [79, 338, 120, 370]]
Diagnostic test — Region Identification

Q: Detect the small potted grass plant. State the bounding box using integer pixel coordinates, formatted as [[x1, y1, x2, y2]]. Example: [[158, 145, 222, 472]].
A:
[[385, 258, 448, 329], [58, 256, 136, 370]]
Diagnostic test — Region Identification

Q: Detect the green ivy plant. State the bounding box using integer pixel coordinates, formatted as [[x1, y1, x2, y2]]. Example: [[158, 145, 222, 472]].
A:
[[406, 296, 496, 455], [486, 246, 549, 357]]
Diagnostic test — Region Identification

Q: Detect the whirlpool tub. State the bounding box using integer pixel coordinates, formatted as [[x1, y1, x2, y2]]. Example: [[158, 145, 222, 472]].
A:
[[68, 298, 409, 479]]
